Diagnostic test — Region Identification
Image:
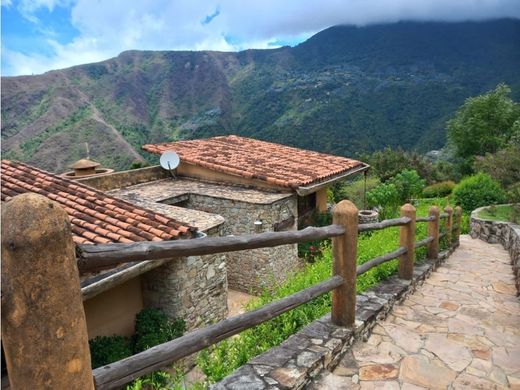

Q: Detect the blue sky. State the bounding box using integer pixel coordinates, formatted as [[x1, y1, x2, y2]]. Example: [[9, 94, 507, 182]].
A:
[[2, 0, 520, 76]]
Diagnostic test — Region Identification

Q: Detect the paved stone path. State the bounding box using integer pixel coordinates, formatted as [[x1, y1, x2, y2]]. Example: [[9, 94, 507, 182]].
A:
[[309, 236, 520, 389]]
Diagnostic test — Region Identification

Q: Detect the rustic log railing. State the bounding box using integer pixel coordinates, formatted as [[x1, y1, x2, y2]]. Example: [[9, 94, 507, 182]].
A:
[[1, 195, 462, 390]]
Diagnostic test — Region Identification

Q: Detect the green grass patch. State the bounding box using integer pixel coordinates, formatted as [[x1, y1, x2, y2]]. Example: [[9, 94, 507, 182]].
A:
[[477, 204, 518, 223]]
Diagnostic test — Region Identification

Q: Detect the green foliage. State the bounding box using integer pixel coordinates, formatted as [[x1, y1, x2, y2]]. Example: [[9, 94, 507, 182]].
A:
[[361, 147, 437, 183], [297, 211, 332, 262], [134, 308, 186, 353], [331, 176, 381, 208], [388, 169, 426, 203], [474, 144, 520, 189], [453, 173, 507, 212], [447, 83, 520, 161], [367, 169, 426, 218], [129, 160, 150, 170], [89, 335, 133, 369], [197, 200, 443, 383], [366, 182, 400, 219], [422, 181, 456, 198]]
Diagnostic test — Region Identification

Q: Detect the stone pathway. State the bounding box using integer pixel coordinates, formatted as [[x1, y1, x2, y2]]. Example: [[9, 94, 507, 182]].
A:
[[309, 235, 520, 389]]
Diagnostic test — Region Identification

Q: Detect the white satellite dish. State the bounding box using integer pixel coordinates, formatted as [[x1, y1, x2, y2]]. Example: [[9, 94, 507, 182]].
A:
[[160, 151, 180, 178]]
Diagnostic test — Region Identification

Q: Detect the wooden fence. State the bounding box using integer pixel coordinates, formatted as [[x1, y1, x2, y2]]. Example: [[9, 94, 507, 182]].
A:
[[1, 194, 462, 390]]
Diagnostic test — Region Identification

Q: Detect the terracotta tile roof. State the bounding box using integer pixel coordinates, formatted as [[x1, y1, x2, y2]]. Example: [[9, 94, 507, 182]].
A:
[[1, 160, 196, 245], [143, 135, 367, 188]]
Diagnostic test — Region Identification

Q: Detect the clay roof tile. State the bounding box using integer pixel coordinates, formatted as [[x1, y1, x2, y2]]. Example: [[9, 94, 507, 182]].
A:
[[0, 160, 196, 245]]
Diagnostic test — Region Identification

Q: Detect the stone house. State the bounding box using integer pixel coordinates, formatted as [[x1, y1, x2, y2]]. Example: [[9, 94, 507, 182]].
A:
[[0, 160, 228, 337], [134, 135, 369, 293]]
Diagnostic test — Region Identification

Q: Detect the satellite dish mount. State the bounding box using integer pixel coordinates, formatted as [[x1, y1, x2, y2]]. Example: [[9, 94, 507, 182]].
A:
[[159, 151, 180, 179]]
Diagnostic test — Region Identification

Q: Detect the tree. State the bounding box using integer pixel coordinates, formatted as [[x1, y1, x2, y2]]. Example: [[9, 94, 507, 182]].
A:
[[447, 84, 520, 160], [388, 169, 426, 203]]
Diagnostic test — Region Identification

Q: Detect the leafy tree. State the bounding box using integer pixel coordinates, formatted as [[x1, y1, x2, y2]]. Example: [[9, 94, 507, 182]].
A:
[[361, 147, 437, 183], [447, 84, 520, 161], [388, 169, 426, 203], [474, 144, 520, 189], [366, 182, 400, 219]]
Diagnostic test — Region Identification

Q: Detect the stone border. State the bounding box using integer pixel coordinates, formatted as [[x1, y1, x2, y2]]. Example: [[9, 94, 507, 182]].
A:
[[470, 205, 520, 295], [212, 245, 458, 390]]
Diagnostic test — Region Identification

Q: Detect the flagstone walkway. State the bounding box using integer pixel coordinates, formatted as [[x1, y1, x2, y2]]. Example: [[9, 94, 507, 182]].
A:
[[309, 235, 520, 389]]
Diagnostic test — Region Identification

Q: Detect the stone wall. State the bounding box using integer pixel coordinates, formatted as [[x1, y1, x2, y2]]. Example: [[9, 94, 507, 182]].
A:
[[470, 206, 520, 295], [185, 193, 301, 293], [212, 247, 458, 390], [141, 253, 228, 330]]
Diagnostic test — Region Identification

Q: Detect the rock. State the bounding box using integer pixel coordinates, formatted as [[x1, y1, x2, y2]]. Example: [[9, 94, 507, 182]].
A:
[[269, 367, 306, 389], [358, 364, 398, 380], [439, 301, 459, 311], [451, 373, 497, 389], [424, 334, 472, 372], [399, 355, 457, 389]]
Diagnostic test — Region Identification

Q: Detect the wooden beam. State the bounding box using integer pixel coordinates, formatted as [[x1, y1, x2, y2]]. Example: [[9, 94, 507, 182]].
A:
[[399, 204, 416, 280], [331, 200, 358, 327], [92, 275, 344, 389], [356, 247, 407, 276], [358, 217, 411, 232], [427, 206, 440, 260], [77, 225, 346, 273], [415, 236, 434, 249], [2, 194, 94, 389]]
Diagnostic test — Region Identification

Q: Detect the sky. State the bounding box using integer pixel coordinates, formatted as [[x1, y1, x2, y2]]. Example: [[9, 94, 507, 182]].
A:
[[2, 0, 520, 76]]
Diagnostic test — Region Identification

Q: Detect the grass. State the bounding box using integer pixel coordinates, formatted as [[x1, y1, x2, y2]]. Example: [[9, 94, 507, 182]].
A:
[[477, 204, 518, 223], [196, 198, 456, 384]]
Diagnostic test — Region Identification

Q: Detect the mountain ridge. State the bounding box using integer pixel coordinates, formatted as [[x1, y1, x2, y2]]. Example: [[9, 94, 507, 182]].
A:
[[2, 19, 519, 172]]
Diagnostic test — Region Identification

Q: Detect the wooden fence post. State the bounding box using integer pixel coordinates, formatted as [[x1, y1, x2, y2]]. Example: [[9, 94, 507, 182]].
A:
[[1, 193, 94, 389], [444, 206, 454, 245], [331, 200, 358, 327], [454, 206, 462, 244], [427, 206, 440, 260], [399, 203, 416, 280]]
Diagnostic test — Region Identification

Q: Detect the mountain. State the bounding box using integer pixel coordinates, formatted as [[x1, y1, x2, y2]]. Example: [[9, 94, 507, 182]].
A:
[[2, 19, 520, 173]]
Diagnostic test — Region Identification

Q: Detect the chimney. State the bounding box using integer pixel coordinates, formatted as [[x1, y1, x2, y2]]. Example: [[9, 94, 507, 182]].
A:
[[69, 159, 101, 177]]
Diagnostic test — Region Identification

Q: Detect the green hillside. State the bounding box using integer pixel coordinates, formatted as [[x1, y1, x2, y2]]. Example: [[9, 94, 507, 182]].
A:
[[2, 19, 519, 172]]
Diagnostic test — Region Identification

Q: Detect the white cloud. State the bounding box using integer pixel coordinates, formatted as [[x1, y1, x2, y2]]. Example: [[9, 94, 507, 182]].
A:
[[3, 0, 520, 76]]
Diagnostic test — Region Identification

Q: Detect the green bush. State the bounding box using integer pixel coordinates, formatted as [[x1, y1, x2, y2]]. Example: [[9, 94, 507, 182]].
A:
[[453, 173, 507, 212], [422, 181, 456, 198], [388, 169, 426, 203], [89, 335, 133, 369], [366, 182, 400, 219], [134, 308, 186, 353]]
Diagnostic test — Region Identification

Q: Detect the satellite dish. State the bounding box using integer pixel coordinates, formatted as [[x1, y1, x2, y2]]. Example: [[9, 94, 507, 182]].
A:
[[160, 151, 180, 171]]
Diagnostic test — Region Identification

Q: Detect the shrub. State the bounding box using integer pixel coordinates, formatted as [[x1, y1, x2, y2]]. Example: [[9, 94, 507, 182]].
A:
[[331, 176, 380, 208], [453, 173, 507, 212], [134, 308, 186, 353], [422, 181, 456, 198], [388, 169, 426, 203], [89, 335, 133, 369], [366, 182, 400, 219]]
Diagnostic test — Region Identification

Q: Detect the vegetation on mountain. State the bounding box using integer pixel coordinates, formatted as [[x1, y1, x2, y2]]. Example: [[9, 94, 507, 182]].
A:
[[2, 19, 519, 172]]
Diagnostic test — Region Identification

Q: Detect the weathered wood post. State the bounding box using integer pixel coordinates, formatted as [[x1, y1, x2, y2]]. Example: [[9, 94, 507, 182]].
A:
[[427, 206, 440, 260], [399, 203, 416, 280], [444, 206, 454, 246], [331, 200, 358, 327], [1, 193, 94, 389], [454, 206, 462, 244]]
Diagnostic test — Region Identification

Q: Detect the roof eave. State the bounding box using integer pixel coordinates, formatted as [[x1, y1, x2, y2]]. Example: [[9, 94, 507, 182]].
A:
[[295, 163, 370, 196]]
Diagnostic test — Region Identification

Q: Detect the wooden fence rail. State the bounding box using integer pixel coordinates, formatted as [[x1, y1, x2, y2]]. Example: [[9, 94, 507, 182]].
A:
[[1, 196, 462, 390]]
